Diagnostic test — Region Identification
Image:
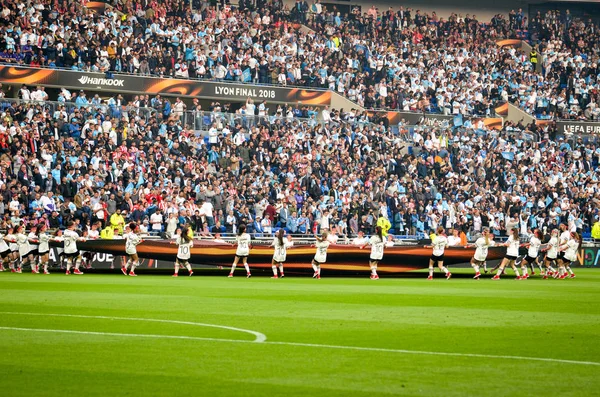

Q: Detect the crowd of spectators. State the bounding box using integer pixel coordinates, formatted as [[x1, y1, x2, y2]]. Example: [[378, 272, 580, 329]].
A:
[[0, 86, 599, 243], [0, 0, 599, 120]]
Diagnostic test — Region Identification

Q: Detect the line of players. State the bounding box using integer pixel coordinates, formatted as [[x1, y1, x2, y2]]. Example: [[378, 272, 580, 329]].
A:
[[0, 221, 580, 280], [429, 224, 578, 280], [0, 222, 101, 275], [0, 221, 388, 280]]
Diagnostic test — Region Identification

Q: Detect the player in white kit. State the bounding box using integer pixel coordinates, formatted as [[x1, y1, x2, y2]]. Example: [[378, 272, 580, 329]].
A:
[[27, 225, 40, 273], [36, 224, 52, 274], [271, 229, 293, 279], [311, 231, 330, 279], [520, 229, 543, 278], [361, 226, 385, 280], [492, 228, 522, 280], [5, 227, 19, 272], [15, 225, 33, 273], [0, 229, 11, 272], [64, 222, 85, 275], [558, 231, 580, 279], [541, 229, 559, 279], [466, 228, 494, 279], [172, 225, 194, 277], [426, 226, 451, 280], [556, 223, 571, 277], [228, 224, 252, 278], [123, 222, 144, 276]]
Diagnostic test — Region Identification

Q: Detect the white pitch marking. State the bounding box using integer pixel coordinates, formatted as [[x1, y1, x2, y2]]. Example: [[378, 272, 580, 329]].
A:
[[0, 326, 250, 344], [0, 312, 266, 343], [0, 325, 598, 367]]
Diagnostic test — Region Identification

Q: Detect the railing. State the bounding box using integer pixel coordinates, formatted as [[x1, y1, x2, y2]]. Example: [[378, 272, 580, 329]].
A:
[[177, 109, 383, 132], [0, 97, 159, 124]]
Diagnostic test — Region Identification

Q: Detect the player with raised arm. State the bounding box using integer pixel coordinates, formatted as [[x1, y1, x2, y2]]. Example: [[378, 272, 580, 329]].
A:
[[426, 226, 451, 280], [271, 229, 293, 279], [123, 222, 143, 277], [228, 224, 251, 278], [172, 225, 194, 277], [465, 228, 494, 279], [492, 228, 522, 280], [311, 231, 330, 279], [361, 226, 385, 280]]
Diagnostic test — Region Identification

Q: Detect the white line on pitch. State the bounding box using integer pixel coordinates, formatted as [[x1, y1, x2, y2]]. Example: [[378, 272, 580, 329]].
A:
[[0, 325, 598, 367], [0, 312, 266, 343]]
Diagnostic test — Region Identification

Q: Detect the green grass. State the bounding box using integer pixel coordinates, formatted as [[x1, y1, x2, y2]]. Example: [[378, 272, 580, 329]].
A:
[[1, 269, 600, 396]]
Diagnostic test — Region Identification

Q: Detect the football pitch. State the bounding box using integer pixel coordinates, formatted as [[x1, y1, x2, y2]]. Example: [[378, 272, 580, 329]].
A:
[[1, 269, 599, 396]]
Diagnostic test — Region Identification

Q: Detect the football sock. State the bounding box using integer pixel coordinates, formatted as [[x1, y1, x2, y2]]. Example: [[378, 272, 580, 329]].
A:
[[272, 265, 277, 276], [566, 266, 573, 275], [312, 263, 318, 273], [186, 264, 192, 272], [230, 263, 237, 272], [174, 263, 179, 274], [428, 268, 433, 277], [243, 263, 249, 273], [473, 265, 480, 273], [279, 265, 284, 274], [441, 266, 449, 274]]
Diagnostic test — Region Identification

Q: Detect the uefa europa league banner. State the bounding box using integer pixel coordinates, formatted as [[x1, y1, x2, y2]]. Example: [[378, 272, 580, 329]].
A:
[[556, 121, 600, 135], [0, 65, 332, 105]]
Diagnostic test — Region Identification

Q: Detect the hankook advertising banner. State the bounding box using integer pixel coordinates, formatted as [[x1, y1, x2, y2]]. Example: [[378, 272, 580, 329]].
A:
[[0, 65, 332, 105]]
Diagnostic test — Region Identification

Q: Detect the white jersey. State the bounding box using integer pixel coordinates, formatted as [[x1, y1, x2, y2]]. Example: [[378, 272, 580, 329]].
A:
[[0, 233, 9, 252], [236, 233, 251, 256], [38, 233, 51, 253], [564, 239, 579, 262], [16, 233, 31, 256], [125, 232, 142, 255], [28, 232, 38, 249], [546, 236, 559, 259], [506, 235, 520, 257], [432, 235, 448, 257], [314, 240, 330, 263], [528, 236, 542, 258], [272, 238, 293, 263], [369, 235, 385, 261], [63, 229, 80, 254], [6, 233, 18, 251], [176, 237, 193, 260], [474, 237, 494, 262], [559, 231, 570, 253]]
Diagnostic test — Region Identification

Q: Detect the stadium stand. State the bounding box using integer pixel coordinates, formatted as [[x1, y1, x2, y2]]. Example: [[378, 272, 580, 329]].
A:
[[0, 1, 598, 242]]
